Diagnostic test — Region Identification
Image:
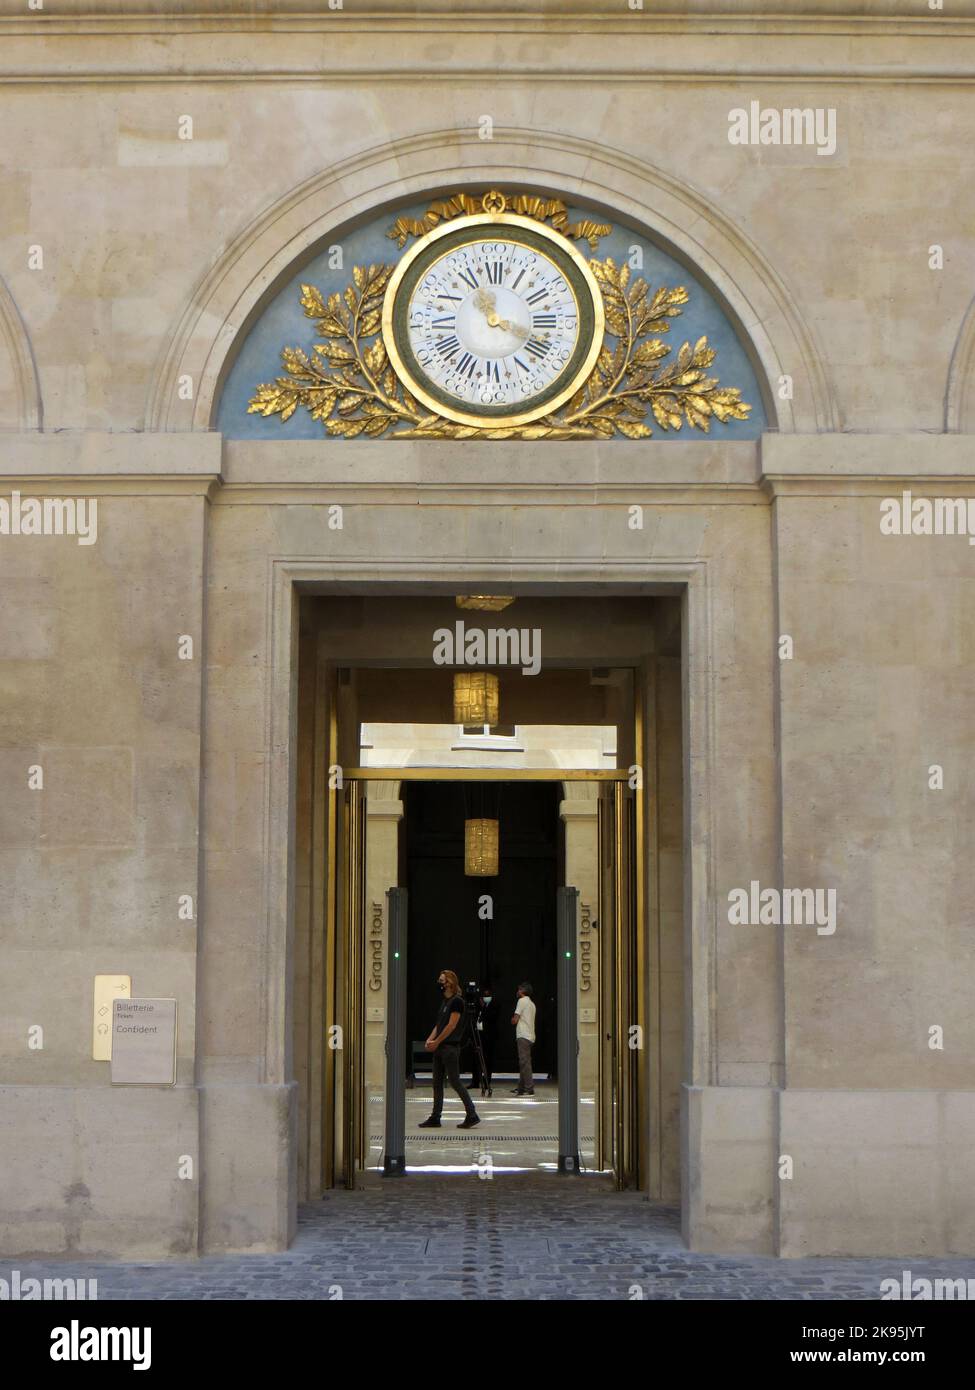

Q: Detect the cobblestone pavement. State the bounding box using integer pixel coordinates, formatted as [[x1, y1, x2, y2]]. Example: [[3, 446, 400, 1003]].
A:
[[10, 1177, 975, 1300]]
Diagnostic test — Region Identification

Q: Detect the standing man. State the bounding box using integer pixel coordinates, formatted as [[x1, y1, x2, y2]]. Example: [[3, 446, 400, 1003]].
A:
[[418, 969, 480, 1129], [511, 981, 536, 1097]]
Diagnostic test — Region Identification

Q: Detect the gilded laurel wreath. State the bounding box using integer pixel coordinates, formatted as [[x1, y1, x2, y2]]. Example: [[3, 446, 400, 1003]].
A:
[[248, 201, 752, 440]]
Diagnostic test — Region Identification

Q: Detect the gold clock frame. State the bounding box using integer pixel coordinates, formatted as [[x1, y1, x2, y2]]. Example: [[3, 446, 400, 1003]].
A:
[[381, 210, 606, 430]]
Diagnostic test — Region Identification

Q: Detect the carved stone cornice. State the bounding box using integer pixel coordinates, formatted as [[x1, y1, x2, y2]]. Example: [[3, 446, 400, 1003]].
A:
[[0, 431, 222, 496], [2, 5, 975, 80], [760, 434, 975, 498], [2, 0, 974, 22]]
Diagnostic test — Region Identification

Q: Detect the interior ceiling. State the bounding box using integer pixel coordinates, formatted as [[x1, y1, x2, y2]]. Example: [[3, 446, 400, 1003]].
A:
[[307, 594, 676, 668], [354, 666, 627, 726]]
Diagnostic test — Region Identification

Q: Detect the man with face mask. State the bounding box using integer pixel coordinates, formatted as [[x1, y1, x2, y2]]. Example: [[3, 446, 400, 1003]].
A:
[[470, 983, 498, 1094], [418, 969, 481, 1129]]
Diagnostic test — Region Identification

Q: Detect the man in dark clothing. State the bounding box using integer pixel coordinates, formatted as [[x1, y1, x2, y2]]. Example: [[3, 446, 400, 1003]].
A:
[[470, 983, 498, 1093], [418, 969, 480, 1129]]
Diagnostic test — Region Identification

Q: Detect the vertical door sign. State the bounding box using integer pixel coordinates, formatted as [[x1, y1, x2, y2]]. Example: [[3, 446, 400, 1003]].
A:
[[92, 975, 132, 1060]]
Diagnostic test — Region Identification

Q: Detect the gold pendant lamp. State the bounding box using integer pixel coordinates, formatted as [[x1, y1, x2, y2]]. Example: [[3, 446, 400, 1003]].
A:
[[453, 671, 500, 728], [455, 595, 515, 612], [463, 782, 502, 877], [464, 817, 499, 877]]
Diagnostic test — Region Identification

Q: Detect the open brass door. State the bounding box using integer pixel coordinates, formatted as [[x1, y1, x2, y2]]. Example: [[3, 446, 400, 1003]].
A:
[[327, 768, 639, 1189], [332, 777, 399, 1186], [596, 780, 638, 1188], [337, 779, 367, 1188]]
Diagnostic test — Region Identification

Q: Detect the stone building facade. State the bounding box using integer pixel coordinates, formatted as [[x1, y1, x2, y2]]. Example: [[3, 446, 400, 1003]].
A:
[[1, 0, 973, 1260]]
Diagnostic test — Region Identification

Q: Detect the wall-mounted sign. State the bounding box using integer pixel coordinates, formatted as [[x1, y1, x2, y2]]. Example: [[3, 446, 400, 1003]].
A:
[[110, 998, 177, 1086], [579, 902, 593, 993], [92, 975, 131, 1060], [369, 900, 384, 993]]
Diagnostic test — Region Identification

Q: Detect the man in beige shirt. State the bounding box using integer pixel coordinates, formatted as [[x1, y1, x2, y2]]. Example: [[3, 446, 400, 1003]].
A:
[[510, 982, 536, 1096]]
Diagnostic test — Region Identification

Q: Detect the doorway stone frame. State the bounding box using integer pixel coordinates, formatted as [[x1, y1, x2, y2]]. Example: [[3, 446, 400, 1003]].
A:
[[264, 556, 714, 1236]]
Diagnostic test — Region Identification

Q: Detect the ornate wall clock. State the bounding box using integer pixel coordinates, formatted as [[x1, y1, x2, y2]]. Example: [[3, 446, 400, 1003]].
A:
[[248, 189, 752, 440], [381, 196, 605, 428]]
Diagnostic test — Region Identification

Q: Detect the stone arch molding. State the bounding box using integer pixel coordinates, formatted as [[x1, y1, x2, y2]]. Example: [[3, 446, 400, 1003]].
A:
[[0, 275, 42, 431], [147, 128, 836, 435], [946, 295, 975, 432]]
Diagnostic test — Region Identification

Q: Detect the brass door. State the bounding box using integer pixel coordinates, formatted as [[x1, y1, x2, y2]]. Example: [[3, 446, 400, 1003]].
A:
[[596, 781, 638, 1188], [337, 779, 367, 1188], [327, 770, 639, 1190]]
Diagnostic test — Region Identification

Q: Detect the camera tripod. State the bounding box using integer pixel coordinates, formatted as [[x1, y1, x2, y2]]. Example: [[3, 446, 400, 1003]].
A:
[[466, 1001, 493, 1098]]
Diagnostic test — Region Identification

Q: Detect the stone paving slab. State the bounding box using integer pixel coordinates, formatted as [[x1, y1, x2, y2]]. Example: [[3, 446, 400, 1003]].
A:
[[7, 1178, 975, 1301]]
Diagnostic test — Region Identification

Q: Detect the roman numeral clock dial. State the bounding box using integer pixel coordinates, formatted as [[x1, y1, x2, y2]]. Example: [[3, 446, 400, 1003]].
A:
[[381, 204, 604, 428]]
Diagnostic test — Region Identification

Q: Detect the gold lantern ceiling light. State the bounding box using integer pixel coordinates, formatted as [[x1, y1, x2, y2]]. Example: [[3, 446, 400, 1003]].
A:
[[455, 595, 515, 612], [453, 671, 500, 727], [451, 596, 513, 726], [464, 782, 502, 877], [464, 817, 499, 877]]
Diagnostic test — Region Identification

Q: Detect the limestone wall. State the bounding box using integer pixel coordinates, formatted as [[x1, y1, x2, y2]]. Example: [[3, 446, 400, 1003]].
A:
[[2, 4, 974, 1258], [0, 437, 214, 1256], [1, 10, 975, 435]]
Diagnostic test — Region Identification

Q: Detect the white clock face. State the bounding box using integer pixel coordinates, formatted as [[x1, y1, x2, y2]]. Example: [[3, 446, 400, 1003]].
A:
[[405, 238, 581, 413]]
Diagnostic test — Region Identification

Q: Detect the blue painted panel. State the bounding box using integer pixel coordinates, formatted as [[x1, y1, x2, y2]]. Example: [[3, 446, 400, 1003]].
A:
[[216, 196, 767, 440]]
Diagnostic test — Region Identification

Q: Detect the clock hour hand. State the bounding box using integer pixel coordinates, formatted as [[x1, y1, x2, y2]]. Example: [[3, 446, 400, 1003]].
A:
[[473, 289, 510, 329], [473, 288, 527, 338]]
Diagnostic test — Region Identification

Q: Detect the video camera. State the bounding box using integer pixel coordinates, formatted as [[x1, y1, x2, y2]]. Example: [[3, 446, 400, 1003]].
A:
[[462, 981, 492, 1097]]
